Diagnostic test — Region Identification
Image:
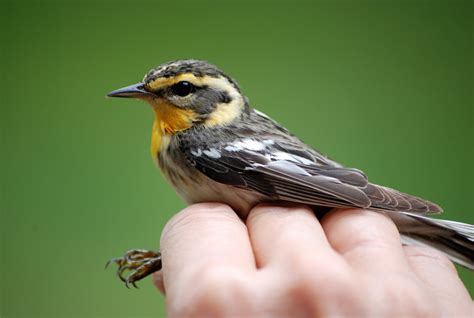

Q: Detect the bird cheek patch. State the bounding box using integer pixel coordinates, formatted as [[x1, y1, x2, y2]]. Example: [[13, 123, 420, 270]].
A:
[[203, 97, 244, 127]]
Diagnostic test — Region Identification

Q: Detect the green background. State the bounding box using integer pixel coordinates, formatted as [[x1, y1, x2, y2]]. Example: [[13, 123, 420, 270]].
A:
[[1, 0, 472, 316]]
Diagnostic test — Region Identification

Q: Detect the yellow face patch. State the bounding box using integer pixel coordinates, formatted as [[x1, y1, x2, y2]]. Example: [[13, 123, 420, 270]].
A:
[[203, 99, 244, 127], [150, 99, 196, 159]]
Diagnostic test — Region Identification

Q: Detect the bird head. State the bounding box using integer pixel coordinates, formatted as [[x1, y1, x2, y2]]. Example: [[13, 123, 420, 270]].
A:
[[108, 60, 247, 131]]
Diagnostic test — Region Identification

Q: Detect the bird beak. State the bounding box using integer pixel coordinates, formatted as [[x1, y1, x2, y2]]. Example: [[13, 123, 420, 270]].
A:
[[107, 83, 153, 98]]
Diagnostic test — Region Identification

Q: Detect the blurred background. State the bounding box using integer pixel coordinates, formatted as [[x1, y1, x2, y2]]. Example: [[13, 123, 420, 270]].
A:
[[1, 0, 472, 316]]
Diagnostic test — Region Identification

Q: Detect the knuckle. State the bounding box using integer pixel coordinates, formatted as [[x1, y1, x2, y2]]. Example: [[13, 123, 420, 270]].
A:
[[322, 209, 400, 253], [288, 254, 322, 284], [380, 274, 438, 316], [169, 267, 253, 317], [286, 254, 355, 306], [161, 203, 235, 244], [248, 203, 311, 224], [404, 245, 456, 273]]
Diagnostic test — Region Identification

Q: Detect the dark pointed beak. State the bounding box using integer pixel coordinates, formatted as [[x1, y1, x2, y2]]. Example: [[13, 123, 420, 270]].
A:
[[107, 83, 153, 98]]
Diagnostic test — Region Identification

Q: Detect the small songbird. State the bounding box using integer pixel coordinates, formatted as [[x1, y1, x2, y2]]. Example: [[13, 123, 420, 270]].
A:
[[107, 59, 473, 287]]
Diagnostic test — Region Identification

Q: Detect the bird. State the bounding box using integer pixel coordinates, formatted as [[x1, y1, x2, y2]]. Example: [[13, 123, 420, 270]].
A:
[[106, 59, 473, 288]]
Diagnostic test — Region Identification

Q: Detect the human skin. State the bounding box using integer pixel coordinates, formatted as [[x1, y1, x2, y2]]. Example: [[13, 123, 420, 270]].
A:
[[153, 203, 473, 317]]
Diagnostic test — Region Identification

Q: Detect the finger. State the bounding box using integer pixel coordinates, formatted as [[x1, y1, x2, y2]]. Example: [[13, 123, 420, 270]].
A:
[[246, 202, 342, 269], [403, 245, 472, 316], [152, 271, 165, 295], [321, 209, 410, 273], [160, 203, 255, 298]]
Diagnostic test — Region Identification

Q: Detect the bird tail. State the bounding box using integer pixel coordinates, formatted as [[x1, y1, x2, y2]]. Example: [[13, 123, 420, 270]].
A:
[[386, 211, 474, 270]]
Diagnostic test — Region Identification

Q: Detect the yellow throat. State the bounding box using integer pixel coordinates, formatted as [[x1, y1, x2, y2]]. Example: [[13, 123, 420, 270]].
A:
[[150, 100, 196, 159]]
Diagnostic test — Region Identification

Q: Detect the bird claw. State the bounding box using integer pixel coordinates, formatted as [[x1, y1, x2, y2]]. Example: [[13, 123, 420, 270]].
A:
[[106, 249, 162, 288]]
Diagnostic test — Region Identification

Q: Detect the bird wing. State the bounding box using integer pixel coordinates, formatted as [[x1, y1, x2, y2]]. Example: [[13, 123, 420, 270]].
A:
[[181, 139, 373, 209], [180, 133, 442, 214]]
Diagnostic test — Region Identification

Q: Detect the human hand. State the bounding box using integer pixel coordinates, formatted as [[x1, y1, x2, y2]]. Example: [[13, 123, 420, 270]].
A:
[[154, 203, 473, 317]]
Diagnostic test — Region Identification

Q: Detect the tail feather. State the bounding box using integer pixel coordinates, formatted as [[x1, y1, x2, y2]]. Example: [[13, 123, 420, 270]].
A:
[[386, 211, 474, 270]]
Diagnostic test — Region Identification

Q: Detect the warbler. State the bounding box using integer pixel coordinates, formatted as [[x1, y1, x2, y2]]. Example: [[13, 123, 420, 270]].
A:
[[107, 59, 474, 288]]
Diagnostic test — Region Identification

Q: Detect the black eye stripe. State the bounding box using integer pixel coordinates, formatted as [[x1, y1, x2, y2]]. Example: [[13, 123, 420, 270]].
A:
[[171, 81, 196, 97], [167, 82, 232, 105]]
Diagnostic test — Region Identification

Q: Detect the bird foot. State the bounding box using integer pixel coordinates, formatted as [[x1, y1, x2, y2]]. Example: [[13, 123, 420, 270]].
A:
[[106, 249, 162, 288]]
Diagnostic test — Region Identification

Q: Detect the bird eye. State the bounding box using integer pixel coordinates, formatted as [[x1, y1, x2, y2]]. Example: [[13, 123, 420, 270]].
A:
[[171, 81, 195, 97]]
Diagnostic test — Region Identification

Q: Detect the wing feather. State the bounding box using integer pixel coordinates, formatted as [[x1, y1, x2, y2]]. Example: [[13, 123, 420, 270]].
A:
[[184, 144, 371, 208], [180, 126, 441, 214]]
